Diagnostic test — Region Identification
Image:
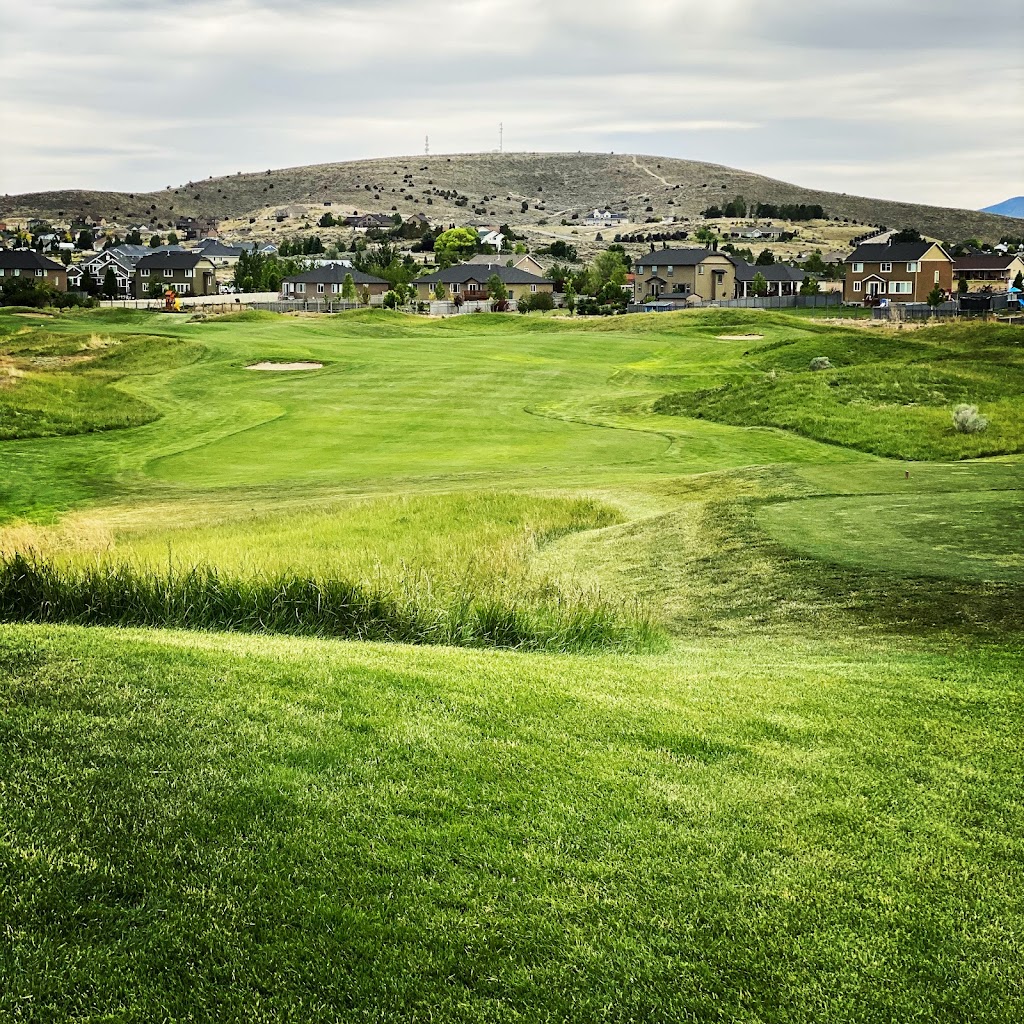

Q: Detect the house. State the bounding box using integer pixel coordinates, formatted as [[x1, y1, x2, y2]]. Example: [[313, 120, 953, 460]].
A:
[[729, 224, 786, 241], [414, 263, 554, 305], [280, 265, 389, 302], [477, 229, 505, 251], [67, 244, 153, 296], [633, 248, 736, 304], [953, 253, 1024, 292], [0, 250, 67, 291], [844, 241, 953, 304], [466, 253, 546, 277], [734, 261, 805, 298], [344, 213, 396, 231], [134, 251, 218, 297], [585, 209, 629, 226]]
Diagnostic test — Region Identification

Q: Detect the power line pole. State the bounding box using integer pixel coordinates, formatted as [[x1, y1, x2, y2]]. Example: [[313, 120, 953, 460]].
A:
[[425, 134, 430, 156], [499, 123, 503, 154]]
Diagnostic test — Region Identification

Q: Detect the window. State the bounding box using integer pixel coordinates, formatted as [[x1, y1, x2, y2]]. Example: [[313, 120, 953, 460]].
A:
[[667, 265, 674, 275], [183, 268, 193, 278], [332, 283, 340, 293], [852, 262, 863, 273], [880, 262, 892, 273], [907, 262, 920, 273], [12, 269, 20, 277], [889, 281, 912, 294], [140, 269, 150, 277], [35, 269, 44, 277], [296, 283, 305, 293], [934, 270, 940, 283], [531, 284, 538, 292], [853, 281, 862, 292], [0, 269, 5, 276], [508, 290, 514, 299], [650, 265, 657, 275], [698, 265, 705, 275], [317, 283, 325, 293]]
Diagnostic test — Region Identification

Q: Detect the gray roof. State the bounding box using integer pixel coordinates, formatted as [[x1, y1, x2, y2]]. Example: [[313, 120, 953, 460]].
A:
[[135, 251, 213, 271], [0, 250, 65, 272], [416, 263, 552, 286], [283, 265, 389, 286], [193, 241, 246, 258], [847, 242, 946, 263], [635, 248, 736, 268], [733, 261, 805, 283]]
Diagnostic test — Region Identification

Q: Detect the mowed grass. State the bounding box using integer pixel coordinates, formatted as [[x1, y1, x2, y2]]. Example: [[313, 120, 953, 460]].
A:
[[1, 306, 1024, 1020], [2, 625, 1023, 1023]]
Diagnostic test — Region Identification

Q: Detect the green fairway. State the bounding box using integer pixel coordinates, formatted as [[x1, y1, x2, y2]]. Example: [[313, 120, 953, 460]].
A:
[[1, 306, 1023, 1021]]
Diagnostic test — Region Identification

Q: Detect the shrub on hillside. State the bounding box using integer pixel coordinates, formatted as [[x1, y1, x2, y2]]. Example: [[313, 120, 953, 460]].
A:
[[952, 404, 988, 434], [809, 356, 833, 371]]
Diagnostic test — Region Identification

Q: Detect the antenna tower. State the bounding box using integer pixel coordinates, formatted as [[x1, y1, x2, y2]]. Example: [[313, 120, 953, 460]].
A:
[[425, 134, 430, 156], [499, 123, 503, 154]]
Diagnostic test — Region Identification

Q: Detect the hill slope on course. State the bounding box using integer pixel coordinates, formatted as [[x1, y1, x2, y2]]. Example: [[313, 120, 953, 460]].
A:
[[1, 306, 1024, 1022], [3, 151, 1021, 242]]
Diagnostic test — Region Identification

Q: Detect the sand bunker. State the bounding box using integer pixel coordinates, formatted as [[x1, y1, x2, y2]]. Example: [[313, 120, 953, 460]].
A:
[[246, 361, 323, 371], [716, 334, 764, 340]]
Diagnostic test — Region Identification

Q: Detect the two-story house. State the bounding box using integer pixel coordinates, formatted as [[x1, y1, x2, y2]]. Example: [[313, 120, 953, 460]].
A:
[[633, 249, 736, 305], [134, 251, 218, 297], [0, 250, 68, 291], [844, 242, 953, 304]]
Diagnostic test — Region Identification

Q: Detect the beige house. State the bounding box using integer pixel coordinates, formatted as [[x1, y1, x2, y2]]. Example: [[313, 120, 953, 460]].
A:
[[414, 263, 553, 304], [844, 242, 953, 304], [953, 253, 1024, 292], [281, 265, 389, 302], [633, 248, 736, 304], [134, 251, 218, 296], [466, 252, 546, 277], [0, 250, 68, 291]]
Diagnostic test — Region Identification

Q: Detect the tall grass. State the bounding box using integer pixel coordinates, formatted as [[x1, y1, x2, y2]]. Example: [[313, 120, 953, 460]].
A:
[[0, 552, 656, 652]]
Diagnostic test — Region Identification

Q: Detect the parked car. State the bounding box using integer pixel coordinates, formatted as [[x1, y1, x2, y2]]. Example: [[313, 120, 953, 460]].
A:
[[219, 284, 239, 294]]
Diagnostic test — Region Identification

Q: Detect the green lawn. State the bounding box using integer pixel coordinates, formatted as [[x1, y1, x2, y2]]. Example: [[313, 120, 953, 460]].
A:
[[1, 306, 1023, 1021]]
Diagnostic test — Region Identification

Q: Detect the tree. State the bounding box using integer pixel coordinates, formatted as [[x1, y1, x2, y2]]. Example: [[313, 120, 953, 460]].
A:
[[319, 212, 336, 228], [147, 280, 165, 298], [76, 229, 95, 250], [589, 249, 628, 294], [382, 290, 399, 309], [803, 250, 827, 275], [433, 227, 479, 268], [433, 281, 448, 301], [149, 234, 163, 248], [799, 275, 820, 296], [486, 273, 509, 311], [125, 229, 143, 246], [166, 232, 179, 245], [564, 283, 577, 314], [751, 272, 769, 297], [755, 248, 776, 266], [101, 267, 119, 299], [957, 276, 970, 294], [891, 227, 924, 244], [545, 240, 578, 262], [694, 227, 718, 248], [359, 285, 371, 305], [1013, 270, 1024, 290], [926, 284, 946, 312], [341, 273, 357, 302]]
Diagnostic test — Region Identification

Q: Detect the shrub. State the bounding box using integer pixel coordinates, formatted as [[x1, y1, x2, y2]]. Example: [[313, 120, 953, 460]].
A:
[[809, 356, 832, 371], [952, 404, 988, 434]]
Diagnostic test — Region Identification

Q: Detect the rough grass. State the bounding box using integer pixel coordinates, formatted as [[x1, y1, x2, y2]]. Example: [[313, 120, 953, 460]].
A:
[[655, 321, 1024, 460]]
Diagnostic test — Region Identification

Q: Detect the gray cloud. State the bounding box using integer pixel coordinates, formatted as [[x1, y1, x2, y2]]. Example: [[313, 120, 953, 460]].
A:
[[1, 0, 1021, 208]]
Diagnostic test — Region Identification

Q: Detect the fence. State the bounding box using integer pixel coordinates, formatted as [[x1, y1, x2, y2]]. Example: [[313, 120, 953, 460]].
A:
[[628, 294, 842, 314], [872, 294, 1018, 321]]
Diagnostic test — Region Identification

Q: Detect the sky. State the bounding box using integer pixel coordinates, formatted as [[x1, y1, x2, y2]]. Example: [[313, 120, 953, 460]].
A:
[[2, 0, 1022, 210]]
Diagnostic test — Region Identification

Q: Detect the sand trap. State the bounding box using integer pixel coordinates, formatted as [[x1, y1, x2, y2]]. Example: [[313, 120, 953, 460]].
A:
[[246, 361, 323, 371], [716, 334, 764, 340]]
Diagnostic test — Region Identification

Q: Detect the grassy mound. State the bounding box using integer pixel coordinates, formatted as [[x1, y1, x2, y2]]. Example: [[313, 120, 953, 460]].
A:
[[655, 322, 1024, 460]]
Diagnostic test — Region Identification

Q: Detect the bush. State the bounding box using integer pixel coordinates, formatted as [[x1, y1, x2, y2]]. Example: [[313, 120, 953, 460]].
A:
[[952, 404, 988, 434], [518, 291, 555, 313], [809, 356, 832, 371]]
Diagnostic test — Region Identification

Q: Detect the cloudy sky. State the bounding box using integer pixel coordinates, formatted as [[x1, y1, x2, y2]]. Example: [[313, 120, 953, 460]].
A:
[[2, 0, 1022, 209]]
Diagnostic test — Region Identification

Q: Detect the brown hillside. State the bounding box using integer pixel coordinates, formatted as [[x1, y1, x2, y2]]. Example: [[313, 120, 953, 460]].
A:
[[2, 152, 1018, 243]]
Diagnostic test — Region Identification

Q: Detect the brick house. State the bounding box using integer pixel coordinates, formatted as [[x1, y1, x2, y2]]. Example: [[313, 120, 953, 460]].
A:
[[0, 250, 68, 291], [844, 242, 953, 304], [134, 251, 218, 297]]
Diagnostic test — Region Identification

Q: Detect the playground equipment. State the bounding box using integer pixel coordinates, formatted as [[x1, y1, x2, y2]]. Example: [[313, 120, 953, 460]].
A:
[[163, 288, 181, 312]]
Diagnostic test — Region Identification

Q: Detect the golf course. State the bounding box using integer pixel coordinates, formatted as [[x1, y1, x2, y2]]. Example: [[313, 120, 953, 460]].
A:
[[1, 305, 1023, 1021]]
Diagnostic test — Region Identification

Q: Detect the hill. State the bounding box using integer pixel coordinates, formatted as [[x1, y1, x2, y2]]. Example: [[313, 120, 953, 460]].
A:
[[3, 152, 1021, 243], [982, 196, 1024, 219]]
